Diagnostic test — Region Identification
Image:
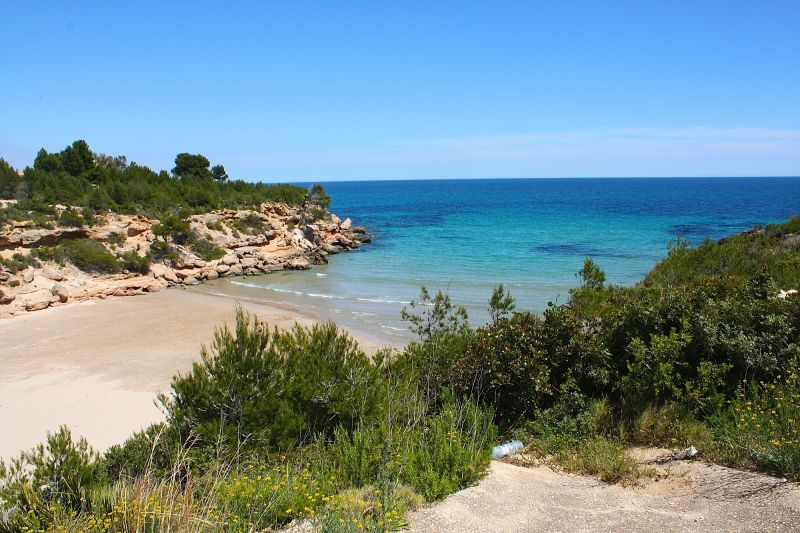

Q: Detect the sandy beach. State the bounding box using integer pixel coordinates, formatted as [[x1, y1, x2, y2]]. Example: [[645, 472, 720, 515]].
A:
[[0, 287, 397, 461]]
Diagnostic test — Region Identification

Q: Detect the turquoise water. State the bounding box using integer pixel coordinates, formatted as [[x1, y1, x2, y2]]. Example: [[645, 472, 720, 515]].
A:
[[199, 178, 800, 344]]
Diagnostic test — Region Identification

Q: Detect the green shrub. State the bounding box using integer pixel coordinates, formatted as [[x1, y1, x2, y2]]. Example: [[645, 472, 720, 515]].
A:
[[722, 373, 800, 479], [163, 309, 386, 455], [59, 239, 120, 273], [117, 250, 151, 273], [102, 423, 181, 481], [632, 404, 714, 451], [149, 240, 180, 262], [152, 215, 191, 244], [309, 207, 327, 221], [107, 231, 126, 246], [206, 219, 224, 231], [0, 426, 104, 531], [190, 237, 224, 261], [399, 396, 495, 501], [57, 208, 85, 227], [0, 252, 38, 274], [231, 213, 268, 235], [553, 436, 646, 485]]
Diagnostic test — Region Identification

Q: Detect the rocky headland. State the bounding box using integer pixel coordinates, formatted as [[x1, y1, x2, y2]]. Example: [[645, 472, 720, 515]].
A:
[[0, 201, 369, 318]]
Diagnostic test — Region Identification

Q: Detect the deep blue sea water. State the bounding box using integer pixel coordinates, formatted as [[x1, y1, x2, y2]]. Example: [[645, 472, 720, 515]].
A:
[[200, 178, 800, 344]]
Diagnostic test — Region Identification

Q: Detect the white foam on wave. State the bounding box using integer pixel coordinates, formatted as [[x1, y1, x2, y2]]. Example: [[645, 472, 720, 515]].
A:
[[315, 273, 327, 277], [266, 286, 304, 295], [307, 292, 341, 299], [356, 297, 410, 305], [380, 324, 406, 332], [229, 280, 264, 289]]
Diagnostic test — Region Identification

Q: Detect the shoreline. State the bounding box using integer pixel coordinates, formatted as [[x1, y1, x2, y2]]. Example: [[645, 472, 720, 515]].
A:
[[0, 286, 403, 462]]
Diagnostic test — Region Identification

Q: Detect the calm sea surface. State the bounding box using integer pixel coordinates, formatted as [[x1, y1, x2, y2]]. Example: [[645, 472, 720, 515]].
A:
[[198, 178, 800, 344]]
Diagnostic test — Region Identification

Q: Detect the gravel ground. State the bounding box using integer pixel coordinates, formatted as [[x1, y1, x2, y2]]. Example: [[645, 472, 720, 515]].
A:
[[409, 455, 800, 532]]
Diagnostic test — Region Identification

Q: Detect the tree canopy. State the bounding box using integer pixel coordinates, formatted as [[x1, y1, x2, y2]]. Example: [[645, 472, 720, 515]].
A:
[[0, 140, 317, 219]]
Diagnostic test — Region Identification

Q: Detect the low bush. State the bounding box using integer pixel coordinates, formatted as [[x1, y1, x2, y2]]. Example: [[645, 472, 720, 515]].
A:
[[163, 310, 387, 454], [117, 250, 151, 273], [149, 240, 180, 262], [205, 219, 224, 232], [59, 239, 121, 273], [107, 231, 126, 247], [231, 213, 268, 235], [189, 237, 224, 261], [57, 208, 86, 227], [0, 426, 104, 531], [0, 252, 39, 274], [720, 373, 800, 479]]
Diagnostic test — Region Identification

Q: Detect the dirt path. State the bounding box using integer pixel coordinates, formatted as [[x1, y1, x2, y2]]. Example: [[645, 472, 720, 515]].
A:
[[409, 457, 800, 532]]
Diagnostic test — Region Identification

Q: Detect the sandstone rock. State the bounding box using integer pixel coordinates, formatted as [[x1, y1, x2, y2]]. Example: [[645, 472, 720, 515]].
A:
[[50, 283, 69, 303], [204, 269, 219, 280], [240, 257, 257, 268], [340, 218, 352, 230], [41, 266, 65, 281], [126, 220, 150, 236], [145, 282, 165, 292], [0, 288, 14, 305], [288, 258, 311, 270], [173, 255, 206, 269], [24, 290, 56, 311], [22, 268, 34, 283], [150, 263, 179, 283], [322, 243, 341, 254], [222, 254, 239, 266], [235, 246, 259, 258], [184, 277, 199, 285], [216, 264, 231, 274], [0, 268, 10, 282], [230, 264, 244, 276]]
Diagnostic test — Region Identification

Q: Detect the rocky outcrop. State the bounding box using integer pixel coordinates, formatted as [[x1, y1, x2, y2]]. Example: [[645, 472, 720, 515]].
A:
[[0, 203, 369, 318]]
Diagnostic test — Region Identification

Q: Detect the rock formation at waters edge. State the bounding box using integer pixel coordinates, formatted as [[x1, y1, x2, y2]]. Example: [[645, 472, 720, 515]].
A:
[[0, 202, 370, 318]]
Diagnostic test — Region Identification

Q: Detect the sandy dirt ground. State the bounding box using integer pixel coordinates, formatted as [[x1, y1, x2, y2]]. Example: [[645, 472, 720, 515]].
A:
[[409, 456, 800, 532], [0, 288, 392, 461]]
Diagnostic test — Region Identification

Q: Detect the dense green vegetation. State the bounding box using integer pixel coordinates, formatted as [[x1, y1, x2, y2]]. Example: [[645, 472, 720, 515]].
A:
[[2, 217, 799, 531], [0, 140, 308, 222]]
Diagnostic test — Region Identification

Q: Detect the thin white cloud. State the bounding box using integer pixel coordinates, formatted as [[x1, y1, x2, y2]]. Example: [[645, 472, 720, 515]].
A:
[[228, 126, 800, 180]]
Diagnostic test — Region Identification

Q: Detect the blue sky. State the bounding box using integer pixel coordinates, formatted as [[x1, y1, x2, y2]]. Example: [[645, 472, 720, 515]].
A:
[[1, 1, 798, 181]]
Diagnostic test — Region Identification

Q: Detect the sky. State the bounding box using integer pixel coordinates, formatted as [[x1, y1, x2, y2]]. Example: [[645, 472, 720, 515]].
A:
[[1, 1, 799, 181]]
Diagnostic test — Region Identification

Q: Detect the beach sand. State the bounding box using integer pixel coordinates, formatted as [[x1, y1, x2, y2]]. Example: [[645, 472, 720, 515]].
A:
[[0, 287, 396, 461]]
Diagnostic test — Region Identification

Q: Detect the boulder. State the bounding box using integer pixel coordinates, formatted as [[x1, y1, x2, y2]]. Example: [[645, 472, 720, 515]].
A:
[[288, 257, 311, 270], [230, 264, 244, 276], [144, 281, 165, 293], [322, 243, 341, 254], [24, 290, 56, 311], [173, 255, 206, 269], [41, 267, 65, 281], [240, 257, 257, 268], [235, 246, 259, 258], [340, 218, 352, 230], [22, 268, 34, 283], [0, 268, 10, 282], [204, 269, 219, 280], [216, 264, 231, 274], [150, 263, 179, 283], [126, 219, 150, 236], [184, 277, 200, 285], [50, 283, 69, 303], [0, 288, 14, 305], [222, 254, 239, 266]]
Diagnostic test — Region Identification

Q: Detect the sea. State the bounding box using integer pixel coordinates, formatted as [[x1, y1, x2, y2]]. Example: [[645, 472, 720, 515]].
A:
[[196, 178, 800, 345]]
